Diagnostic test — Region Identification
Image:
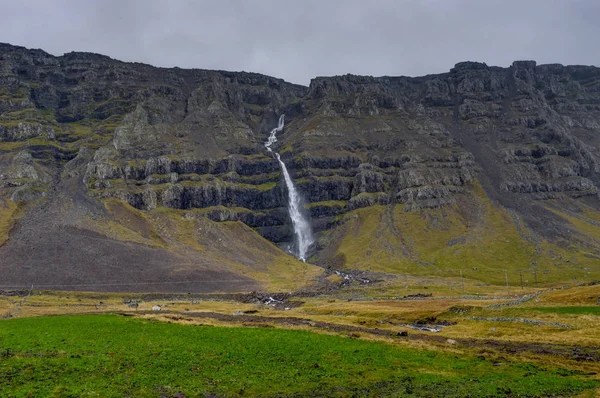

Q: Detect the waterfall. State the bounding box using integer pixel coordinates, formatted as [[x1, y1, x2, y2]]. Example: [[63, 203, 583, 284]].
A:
[[265, 115, 314, 261]]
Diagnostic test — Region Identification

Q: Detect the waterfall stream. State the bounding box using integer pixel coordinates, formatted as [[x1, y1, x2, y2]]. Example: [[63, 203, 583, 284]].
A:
[[264, 115, 314, 261]]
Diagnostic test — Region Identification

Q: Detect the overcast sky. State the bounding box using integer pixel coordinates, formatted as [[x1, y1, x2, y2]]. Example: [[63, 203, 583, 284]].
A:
[[1, 0, 599, 85]]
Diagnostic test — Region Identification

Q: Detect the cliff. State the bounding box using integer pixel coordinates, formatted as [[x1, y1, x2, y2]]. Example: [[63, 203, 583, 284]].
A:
[[1, 43, 599, 291]]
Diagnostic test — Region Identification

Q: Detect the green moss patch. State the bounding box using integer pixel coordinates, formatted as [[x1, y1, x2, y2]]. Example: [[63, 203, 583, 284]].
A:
[[524, 306, 600, 315]]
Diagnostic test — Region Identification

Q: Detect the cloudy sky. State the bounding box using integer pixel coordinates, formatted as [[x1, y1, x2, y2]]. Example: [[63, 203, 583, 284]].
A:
[[1, 0, 598, 85]]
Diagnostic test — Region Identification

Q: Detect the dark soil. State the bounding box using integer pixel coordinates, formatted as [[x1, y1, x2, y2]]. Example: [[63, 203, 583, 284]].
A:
[[0, 175, 259, 293]]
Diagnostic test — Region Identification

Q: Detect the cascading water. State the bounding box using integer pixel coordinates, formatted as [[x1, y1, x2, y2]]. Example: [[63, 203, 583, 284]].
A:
[[265, 115, 314, 261]]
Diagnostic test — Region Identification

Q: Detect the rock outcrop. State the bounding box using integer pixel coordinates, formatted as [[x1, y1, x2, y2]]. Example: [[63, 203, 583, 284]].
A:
[[1, 42, 600, 251]]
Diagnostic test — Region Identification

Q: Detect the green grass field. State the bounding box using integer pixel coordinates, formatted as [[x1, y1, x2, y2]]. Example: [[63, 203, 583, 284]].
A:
[[0, 315, 597, 397], [525, 306, 600, 315]]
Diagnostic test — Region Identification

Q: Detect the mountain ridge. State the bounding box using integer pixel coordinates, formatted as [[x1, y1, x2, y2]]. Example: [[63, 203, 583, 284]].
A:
[[1, 42, 600, 292], [6, 41, 600, 89]]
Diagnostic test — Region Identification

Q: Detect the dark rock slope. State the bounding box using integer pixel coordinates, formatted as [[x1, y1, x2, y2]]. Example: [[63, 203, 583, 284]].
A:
[[1, 42, 600, 290]]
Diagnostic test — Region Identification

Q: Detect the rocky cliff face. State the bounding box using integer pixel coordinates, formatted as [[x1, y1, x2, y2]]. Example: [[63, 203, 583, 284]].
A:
[[1, 42, 600, 290]]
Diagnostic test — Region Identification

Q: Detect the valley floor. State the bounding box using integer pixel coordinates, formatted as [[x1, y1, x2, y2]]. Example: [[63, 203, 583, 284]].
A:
[[1, 282, 599, 397]]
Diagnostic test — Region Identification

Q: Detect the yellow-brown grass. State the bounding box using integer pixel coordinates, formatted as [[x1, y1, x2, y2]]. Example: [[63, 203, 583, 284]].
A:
[[0, 199, 24, 246], [3, 281, 599, 380]]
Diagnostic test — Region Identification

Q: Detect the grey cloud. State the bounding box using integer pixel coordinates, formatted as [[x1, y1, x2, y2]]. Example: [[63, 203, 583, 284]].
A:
[[1, 0, 599, 85]]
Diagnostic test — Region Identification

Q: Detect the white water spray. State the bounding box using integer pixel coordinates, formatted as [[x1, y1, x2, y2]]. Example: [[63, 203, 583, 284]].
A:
[[265, 115, 314, 261]]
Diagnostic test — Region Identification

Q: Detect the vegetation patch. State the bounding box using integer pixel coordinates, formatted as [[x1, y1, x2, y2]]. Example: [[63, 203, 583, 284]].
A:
[[525, 306, 600, 315], [322, 182, 600, 285], [0, 199, 23, 246], [306, 200, 347, 209]]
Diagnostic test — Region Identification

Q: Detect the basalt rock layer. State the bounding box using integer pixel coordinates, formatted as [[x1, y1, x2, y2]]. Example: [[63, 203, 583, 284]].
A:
[[1, 43, 600, 291]]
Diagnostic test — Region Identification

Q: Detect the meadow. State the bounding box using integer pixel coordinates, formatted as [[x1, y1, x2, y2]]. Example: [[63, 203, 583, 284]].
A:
[[0, 282, 599, 397], [0, 314, 597, 397]]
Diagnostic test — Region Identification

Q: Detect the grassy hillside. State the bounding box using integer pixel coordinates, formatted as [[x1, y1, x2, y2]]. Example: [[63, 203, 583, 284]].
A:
[[0, 193, 322, 293], [316, 182, 600, 285], [0, 199, 23, 246], [97, 198, 323, 292]]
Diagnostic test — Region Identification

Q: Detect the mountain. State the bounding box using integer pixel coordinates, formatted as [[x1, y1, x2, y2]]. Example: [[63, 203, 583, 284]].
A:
[[1, 43, 599, 292]]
